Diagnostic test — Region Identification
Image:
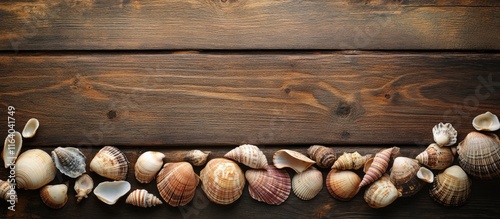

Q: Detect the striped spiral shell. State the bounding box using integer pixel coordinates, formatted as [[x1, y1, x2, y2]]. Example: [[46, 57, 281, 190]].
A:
[[359, 147, 396, 188], [307, 145, 337, 168], [126, 189, 163, 208]]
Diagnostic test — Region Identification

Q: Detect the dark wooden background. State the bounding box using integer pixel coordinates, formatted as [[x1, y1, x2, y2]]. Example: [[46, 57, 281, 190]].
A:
[[1, 0, 499, 218]]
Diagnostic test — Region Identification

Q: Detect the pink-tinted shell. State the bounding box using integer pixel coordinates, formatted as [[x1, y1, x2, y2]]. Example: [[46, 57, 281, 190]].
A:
[[245, 165, 291, 205], [359, 147, 395, 187]]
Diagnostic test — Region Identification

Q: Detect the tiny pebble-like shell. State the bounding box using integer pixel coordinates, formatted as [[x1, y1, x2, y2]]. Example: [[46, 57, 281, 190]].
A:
[[74, 174, 93, 203], [432, 122, 458, 147], [429, 165, 471, 206], [457, 131, 500, 179], [2, 131, 22, 168], [359, 147, 396, 188], [245, 165, 291, 205], [156, 162, 199, 207], [416, 143, 454, 170], [224, 144, 268, 169], [364, 174, 401, 208], [135, 151, 165, 183], [331, 152, 372, 170], [184, 150, 210, 166], [307, 145, 337, 168], [126, 189, 163, 208], [90, 146, 129, 181], [325, 169, 360, 201], [15, 149, 56, 190], [292, 167, 323, 201], [51, 147, 86, 178], [200, 158, 245, 205], [273, 149, 315, 173], [389, 157, 424, 197], [0, 179, 17, 203], [472, 111, 500, 131], [22, 118, 40, 138], [40, 184, 68, 209], [93, 181, 131, 205]]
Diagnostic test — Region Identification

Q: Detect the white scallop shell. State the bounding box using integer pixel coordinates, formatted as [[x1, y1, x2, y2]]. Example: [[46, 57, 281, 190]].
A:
[[432, 122, 458, 146], [291, 167, 323, 200], [22, 118, 39, 138], [90, 146, 129, 181], [472, 112, 500, 131], [93, 181, 131, 205], [3, 131, 22, 168], [135, 151, 165, 183]]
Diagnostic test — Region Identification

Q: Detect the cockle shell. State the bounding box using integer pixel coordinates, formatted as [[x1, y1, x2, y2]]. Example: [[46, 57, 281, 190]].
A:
[[472, 111, 500, 131], [364, 174, 401, 208], [40, 184, 68, 209], [307, 145, 337, 168], [417, 167, 434, 183], [2, 131, 22, 168], [200, 158, 245, 205], [126, 189, 163, 208], [457, 131, 500, 179], [416, 143, 454, 170], [22, 118, 39, 138], [389, 157, 424, 197], [15, 149, 56, 190], [74, 174, 93, 203], [245, 165, 291, 205], [93, 181, 131, 205], [359, 147, 397, 188], [0, 180, 17, 203], [432, 122, 458, 147], [184, 150, 210, 166], [156, 162, 199, 207], [331, 152, 372, 170], [224, 144, 268, 169], [135, 151, 165, 183], [325, 169, 361, 201], [430, 165, 471, 206], [51, 147, 86, 178], [292, 167, 323, 201], [90, 146, 129, 181], [273, 149, 315, 173]]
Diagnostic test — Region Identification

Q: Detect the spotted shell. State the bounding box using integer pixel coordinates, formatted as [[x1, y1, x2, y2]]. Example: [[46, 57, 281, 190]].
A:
[[51, 147, 86, 178], [90, 146, 129, 181], [457, 131, 500, 179], [126, 189, 163, 208], [307, 145, 337, 168], [364, 174, 401, 208], [135, 151, 165, 183], [292, 167, 323, 201], [325, 169, 360, 201], [273, 149, 315, 173], [245, 165, 291, 205], [389, 157, 424, 197], [200, 158, 245, 205], [224, 144, 268, 169], [156, 162, 199, 207], [429, 165, 471, 206], [359, 147, 396, 187], [416, 143, 454, 170], [331, 152, 372, 170]]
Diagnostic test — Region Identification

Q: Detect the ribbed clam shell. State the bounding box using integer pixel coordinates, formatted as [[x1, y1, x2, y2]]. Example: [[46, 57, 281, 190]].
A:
[[307, 145, 337, 168], [245, 165, 291, 205], [15, 149, 56, 190], [416, 143, 454, 170], [389, 157, 424, 197], [184, 150, 210, 167], [93, 181, 131, 205], [331, 152, 372, 170], [0, 180, 17, 203], [40, 184, 68, 209], [364, 174, 400, 208], [292, 167, 323, 200], [457, 132, 500, 179], [432, 122, 457, 146], [74, 174, 93, 203], [51, 147, 86, 178], [3, 131, 22, 168], [126, 189, 163, 208], [359, 147, 395, 187], [472, 111, 500, 131], [429, 165, 471, 206], [200, 158, 245, 205], [90, 146, 129, 181], [273, 149, 315, 173], [156, 162, 199, 207], [325, 169, 360, 201], [224, 144, 268, 169], [135, 151, 165, 183], [22, 118, 39, 138]]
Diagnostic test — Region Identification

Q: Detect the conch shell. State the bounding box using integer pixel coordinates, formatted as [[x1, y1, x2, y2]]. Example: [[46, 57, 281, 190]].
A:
[[331, 152, 372, 170], [291, 167, 323, 200], [135, 151, 165, 183], [2, 131, 22, 168], [22, 118, 39, 138], [93, 181, 131, 205], [472, 111, 500, 131], [359, 147, 397, 187], [273, 149, 315, 173], [325, 169, 360, 201], [156, 162, 199, 207], [51, 147, 86, 178], [184, 150, 210, 166], [432, 122, 457, 146], [200, 158, 245, 205], [364, 174, 401, 208], [430, 165, 471, 206], [415, 143, 454, 170], [389, 157, 424, 197], [126, 189, 163, 208], [224, 144, 268, 169], [15, 149, 56, 190], [40, 184, 68, 209], [0, 179, 17, 203], [245, 165, 291, 205], [90, 146, 129, 181], [74, 174, 93, 203], [457, 131, 500, 179], [307, 145, 336, 168]]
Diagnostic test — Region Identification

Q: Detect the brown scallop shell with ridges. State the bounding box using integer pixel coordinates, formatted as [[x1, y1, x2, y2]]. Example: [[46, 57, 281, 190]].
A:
[[156, 162, 199, 207], [326, 169, 361, 201], [245, 165, 291, 205], [457, 131, 500, 179], [429, 165, 471, 206], [200, 158, 245, 205]]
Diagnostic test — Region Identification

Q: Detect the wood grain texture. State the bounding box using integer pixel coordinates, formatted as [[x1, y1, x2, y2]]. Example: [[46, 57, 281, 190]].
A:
[[1, 52, 499, 146], [0, 0, 499, 50], [0, 146, 499, 218]]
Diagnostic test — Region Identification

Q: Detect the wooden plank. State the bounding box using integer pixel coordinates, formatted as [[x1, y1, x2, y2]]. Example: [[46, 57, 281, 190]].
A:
[[0, 0, 499, 50], [0, 52, 499, 146], [0, 146, 499, 218]]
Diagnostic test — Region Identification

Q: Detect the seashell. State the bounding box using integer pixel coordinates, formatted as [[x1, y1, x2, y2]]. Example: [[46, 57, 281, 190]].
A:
[[417, 167, 434, 183], [359, 147, 396, 188], [364, 174, 401, 208], [74, 174, 93, 203], [22, 118, 39, 138], [432, 122, 457, 147], [457, 131, 500, 179], [273, 149, 315, 173], [200, 158, 245, 205], [93, 181, 131, 205], [325, 169, 360, 201], [389, 157, 424, 197], [224, 144, 268, 169], [331, 152, 372, 170], [307, 145, 337, 168], [15, 149, 56, 190], [51, 147, 86, 178], [135, 151, 165, 183], [0, 179, 17, 203], [3, 131, 22, 168], [245, 165, 291, 205], [429, 165, 471, 206], [415, 143, 454, 170], [90, 146, 129, 181], [472, 111, 500, 131], [156, 162, 199, 207], [40, 184, 68, 209], [292, 166, 323, 201], [184, 150, 210, 166], [126, 189, 163, 208]]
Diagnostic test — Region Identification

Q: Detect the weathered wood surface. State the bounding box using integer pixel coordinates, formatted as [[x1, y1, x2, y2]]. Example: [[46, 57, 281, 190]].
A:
[[1, 52, 499, 146], [0, 146, 499, 219], [0, 0, 499, 50]]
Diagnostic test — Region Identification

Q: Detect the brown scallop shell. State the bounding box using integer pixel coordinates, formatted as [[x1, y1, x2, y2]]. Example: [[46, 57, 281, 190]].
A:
[[457, 132, 500, 179], [429, 165, 471, 206], [389, 157, 424, 197], [89, 146, 129, 181], [307, 145, 337, 168], [225, 144, 268, 169], [245, 165, 291, 205], [331, 152, 372, 170], [126, 189, 163, 208], [156, 162, 199, 207], [359, 147, 396, 187], [325, 169, 361, 201], [200, 158, 245, 205], [416, 143, 454, 170]]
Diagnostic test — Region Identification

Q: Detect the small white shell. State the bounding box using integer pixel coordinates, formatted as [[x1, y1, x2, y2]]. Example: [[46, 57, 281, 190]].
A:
[[51, 147, 86, 178], [417, 167, 434, 183], [291, 167, 323, 200], [432, 122, 458, 146], [3, 131, 22, 168], [93, 181, 131, 205], [22, 118, 39, 138], [472, 112, 500, 131], [135, 151, 165, 183], [40, 184, 68, 209], [74, 174, 94, 203]]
